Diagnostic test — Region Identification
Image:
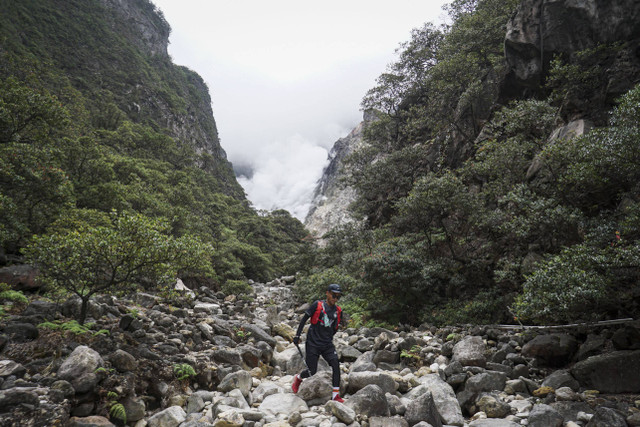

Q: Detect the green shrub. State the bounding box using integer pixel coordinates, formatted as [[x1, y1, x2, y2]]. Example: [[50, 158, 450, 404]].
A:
[[425, 291, 511, 326], [221, 279, 252, 296]]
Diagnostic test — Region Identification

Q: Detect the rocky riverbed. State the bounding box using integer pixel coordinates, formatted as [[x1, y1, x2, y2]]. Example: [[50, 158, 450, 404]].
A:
[[0, 276, 639, 427]]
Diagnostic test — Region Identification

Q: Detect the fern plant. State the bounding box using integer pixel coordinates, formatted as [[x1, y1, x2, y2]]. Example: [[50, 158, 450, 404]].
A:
[[173, 363, 196, 381], [109, 402, 126, 424]]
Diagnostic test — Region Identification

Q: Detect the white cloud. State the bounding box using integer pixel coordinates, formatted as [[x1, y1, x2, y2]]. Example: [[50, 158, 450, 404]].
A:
[[152, 0, 449, 220]]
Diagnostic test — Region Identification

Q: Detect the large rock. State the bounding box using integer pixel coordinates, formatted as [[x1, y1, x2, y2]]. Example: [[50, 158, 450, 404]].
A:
[[347, 371, 399, 394], [464, 371, 508, 394], [218, 370, 253, 398], [147, 406, 187, 427], [297, 371, 332, 404], [326, 400, 357, 424], [257, 393, 307, 416], [475, 392, 511, 419], [586, 407, 628, 427], [57, 346, 104, 383], [0, 388, 40, 412], [527, 403, 564, 427], [0, 264, 40, 291], [345, 384, 390, 417], [570, 350, 640, 393], [414, 374, 464, 426], [521, 334, 578, 367], [541, 369, 580, 391], [108, 349, 137, 372], [0, 360, 26, 378], [404, 391, 443, 427], [452, 336, 486, 368]]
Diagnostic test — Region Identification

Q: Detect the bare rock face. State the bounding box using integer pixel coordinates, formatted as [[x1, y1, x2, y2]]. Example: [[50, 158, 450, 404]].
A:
[[504, 0, 640, 92], [304, 115, 370, 242], [98, 0, 170, 58]]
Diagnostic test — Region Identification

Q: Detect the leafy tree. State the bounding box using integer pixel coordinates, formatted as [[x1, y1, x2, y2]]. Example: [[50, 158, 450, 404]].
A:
[[0, 77, 69, 144], [25, 210, 214, 324]]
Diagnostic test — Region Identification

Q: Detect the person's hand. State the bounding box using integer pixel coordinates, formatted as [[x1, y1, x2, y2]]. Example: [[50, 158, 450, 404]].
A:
[[293, 336, 300, 345]]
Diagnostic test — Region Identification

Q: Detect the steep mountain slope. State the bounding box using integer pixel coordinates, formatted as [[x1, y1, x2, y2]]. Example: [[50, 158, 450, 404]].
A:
[[0, 0, 242, 197]]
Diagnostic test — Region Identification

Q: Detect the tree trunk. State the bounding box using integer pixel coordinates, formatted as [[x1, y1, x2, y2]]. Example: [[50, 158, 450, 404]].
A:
[[79, 296, 89, 325]]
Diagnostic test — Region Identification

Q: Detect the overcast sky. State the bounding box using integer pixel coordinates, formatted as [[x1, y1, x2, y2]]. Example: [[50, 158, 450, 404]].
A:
[[152, 0, 449, 220]]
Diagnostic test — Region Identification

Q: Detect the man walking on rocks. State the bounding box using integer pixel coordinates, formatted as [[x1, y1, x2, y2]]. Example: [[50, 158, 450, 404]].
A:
[[292, 283, 344, 402]]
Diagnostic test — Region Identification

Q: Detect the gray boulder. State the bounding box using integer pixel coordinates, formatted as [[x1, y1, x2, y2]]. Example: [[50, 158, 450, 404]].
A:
[[326, 400, 357, 424], [521, 334, 579, 367], [218, 370, 252, 398], [475, 392, 511, 418], [527, 403, 564, 427], [147, 406, 187, 427], [298, 371, 332, 404], [0, 360, 26, 378], [586, 407, 628, 427], [108, 349, 137, 372], [404, 391, 442, 427], [57, 346, 104, 392], [465, 371, 508, 394], [345, 384, 390, 417], [347, 371, 399, 394], [257, 393, 307, 416], [415, 374, 464, 426], [452, 336, 486, 368], [570, 350, 640, 393], [541, 369, 580, 391]]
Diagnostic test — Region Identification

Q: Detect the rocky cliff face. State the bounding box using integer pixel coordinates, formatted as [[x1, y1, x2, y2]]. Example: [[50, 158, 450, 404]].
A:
[[99, 0, 239, 194], [99, 0, 170, 58], [503, 0, 640, 106], [304, 114, 371, 241]]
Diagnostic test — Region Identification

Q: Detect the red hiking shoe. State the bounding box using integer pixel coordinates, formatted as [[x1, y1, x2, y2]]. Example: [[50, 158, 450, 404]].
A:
[[333, 395, 345, 403], [291, 375, 302, 393]]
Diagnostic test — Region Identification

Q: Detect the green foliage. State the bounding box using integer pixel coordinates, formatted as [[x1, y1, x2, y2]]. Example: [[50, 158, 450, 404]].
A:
[[109, 403, 127, 425], [544, 84, 640, 210], [426, 290, 510, 326], [513, 244, 611, 323], [38, 319, 108, 336], [0, 286, 28, 305], [173, 363, 196, 381], [233, 326, 252, 341], [400, 345, 421, 360], [25, 210, 214, 324], [221, 280, 253, 296]]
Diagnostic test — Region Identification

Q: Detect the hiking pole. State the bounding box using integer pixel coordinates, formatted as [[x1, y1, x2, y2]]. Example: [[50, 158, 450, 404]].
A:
[[295, 342, 310, 373]]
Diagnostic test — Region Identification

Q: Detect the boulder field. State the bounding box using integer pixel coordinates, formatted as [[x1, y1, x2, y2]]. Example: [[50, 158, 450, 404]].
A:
[[0, 277, 639, 426]]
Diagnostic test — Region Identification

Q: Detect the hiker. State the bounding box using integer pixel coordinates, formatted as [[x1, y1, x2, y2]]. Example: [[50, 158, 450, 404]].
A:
[[292, 283, 344, 402]]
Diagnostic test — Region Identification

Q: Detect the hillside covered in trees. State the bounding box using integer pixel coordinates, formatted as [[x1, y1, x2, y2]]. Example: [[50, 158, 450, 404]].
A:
[[296, 0, 640, 327], [0, 0, 309, 309]]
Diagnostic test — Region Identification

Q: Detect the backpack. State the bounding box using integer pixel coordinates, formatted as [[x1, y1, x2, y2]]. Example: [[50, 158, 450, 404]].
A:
[[310, 300, 341, 331]]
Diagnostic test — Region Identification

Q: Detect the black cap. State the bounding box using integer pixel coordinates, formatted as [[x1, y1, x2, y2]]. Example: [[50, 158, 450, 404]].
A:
[[327, 283, 342, 294]]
